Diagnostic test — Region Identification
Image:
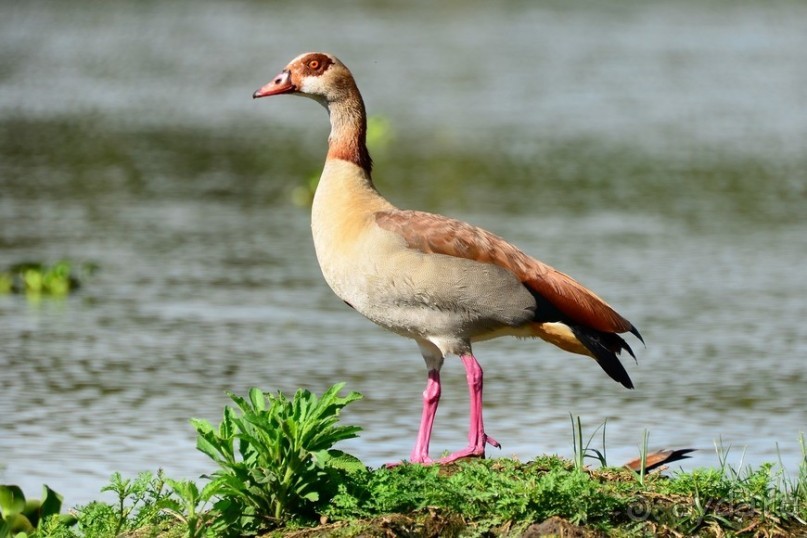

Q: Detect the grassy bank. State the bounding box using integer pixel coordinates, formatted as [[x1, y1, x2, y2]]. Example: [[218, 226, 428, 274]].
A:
[[3, 386, 805, 537]]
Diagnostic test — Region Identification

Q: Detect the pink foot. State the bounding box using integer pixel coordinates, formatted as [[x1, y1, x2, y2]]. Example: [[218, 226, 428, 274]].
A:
[[438, 433, 501, 463]]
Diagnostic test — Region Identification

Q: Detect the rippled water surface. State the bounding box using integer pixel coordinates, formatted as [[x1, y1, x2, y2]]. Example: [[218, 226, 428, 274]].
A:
[[1, 0, 806, 505]]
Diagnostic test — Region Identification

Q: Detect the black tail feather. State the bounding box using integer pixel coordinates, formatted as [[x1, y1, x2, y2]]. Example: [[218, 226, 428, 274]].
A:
[[570, 325, 635, 389], [621, 339, 636, 361], [630, 324, 645, 345]]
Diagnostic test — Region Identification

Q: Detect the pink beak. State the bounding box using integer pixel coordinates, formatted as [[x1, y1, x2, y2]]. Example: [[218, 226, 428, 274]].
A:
[[253, 70, 296, 99]]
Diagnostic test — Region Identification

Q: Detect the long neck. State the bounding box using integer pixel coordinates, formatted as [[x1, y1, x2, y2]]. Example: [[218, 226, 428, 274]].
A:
[[326, 92, 373, 175]]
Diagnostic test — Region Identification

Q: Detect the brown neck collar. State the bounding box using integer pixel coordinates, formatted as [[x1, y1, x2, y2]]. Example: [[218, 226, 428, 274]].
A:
[[326, 92, 373, 174]]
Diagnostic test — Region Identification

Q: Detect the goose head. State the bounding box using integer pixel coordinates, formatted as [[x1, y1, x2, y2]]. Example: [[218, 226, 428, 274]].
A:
[[252, 52, 357, 108], [253, 52, 372, 172]]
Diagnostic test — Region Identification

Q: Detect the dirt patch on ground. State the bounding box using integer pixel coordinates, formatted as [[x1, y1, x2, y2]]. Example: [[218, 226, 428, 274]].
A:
[[277, 512, 597, 537], [522, 516, 600, 537]]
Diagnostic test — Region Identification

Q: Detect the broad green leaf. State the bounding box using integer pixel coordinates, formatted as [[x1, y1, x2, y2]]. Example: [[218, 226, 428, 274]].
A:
[[248, 387, 265, 412], [189, 417, 213, 435], [39, 485, 63, 520], [227, 391, 252, 414], [322, 450, 367, 474], [218, 407, 235, 443], [5, 512, 34, 534], [0, 486, 25, 518], [21, 499, 40, 521], [195, 429, 219, 454], [200, 481, 220, 502], [196, 430, 229, 463]]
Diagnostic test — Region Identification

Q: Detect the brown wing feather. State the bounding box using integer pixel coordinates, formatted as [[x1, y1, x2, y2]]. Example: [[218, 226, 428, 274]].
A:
[[375, 209, 634, 334]]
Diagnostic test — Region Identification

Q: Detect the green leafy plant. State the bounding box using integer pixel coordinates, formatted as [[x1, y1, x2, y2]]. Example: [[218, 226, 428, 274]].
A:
[[0, 273, 11, 294], [56, 470, 172, 537], [158, 478, 216, 538], [0, 484, 76, 537], [98, 471, 171, 536], [191, 383, 363, 534], [0, 261, 98, 296]]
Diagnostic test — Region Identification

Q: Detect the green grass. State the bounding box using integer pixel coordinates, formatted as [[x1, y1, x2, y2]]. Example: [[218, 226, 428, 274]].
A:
[[3, 386, 806, 537]]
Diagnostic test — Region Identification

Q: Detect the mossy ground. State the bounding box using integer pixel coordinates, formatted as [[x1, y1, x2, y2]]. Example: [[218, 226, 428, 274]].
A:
[[109, 455, 805, 538], [276, 458, 804, 538]]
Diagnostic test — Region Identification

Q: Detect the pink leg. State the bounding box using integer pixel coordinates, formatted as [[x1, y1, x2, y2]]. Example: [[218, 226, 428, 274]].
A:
[[439, 354, 500, 463], [409, 369, 441, 463]]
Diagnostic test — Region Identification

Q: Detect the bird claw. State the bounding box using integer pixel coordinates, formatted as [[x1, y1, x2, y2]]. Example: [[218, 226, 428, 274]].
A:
[[437, 433, 502, 464], [485, 434, 501, 449], [438, 446, 485, 464]]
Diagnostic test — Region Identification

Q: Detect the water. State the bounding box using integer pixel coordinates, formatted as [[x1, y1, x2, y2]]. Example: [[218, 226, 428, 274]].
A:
[[1, 0, 806, 506]]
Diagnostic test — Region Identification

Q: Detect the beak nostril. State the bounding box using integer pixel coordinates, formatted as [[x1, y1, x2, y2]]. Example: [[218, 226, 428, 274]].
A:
[[254, 69, 293, 98]]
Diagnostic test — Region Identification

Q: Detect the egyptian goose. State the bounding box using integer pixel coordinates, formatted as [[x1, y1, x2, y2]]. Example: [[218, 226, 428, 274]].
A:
[[253, 52, 643, 464]]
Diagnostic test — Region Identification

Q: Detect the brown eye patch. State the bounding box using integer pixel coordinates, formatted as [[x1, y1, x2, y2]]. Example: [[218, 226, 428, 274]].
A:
[[301, 53, 332, 75]]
